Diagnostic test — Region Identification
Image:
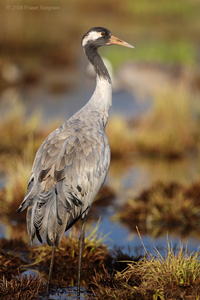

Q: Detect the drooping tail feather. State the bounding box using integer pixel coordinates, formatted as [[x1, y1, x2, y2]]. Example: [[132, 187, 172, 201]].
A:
[[26, 181, 83, 246]]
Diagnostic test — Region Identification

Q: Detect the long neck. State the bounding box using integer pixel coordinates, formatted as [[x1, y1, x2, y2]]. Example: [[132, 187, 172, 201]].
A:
[[84, 44, 111, 83], [83, 44, 112, 127]]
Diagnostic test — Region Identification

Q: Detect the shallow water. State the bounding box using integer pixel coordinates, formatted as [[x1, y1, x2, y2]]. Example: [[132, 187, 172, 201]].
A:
[[1, 155, 200, 253], [1, 78, 200, 251], [20, 80, 150, 122], [43, 287, 88, 300], [1, 73, 200, 299], [22, 270, 88, 299]]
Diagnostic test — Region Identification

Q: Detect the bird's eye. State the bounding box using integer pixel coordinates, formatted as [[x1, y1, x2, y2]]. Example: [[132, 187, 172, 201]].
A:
[[101, 32, 106, 36]]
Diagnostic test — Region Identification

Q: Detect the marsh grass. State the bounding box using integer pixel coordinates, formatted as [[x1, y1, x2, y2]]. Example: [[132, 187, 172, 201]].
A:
[[0, 226, 111, 296], [0, 238, 45, 300], [0, 157, 31, 218], [29, 225, 110, 283], [0, 100, 41, 156], [0, 99, 60, 163], [106, 116, 134, 158], [0, 251, 24, 279], [1, 88, 198, 167], [0, 98, 60, 217], [107, 88, 200, 159], [0, 274, 45, 300], [1, 235, 200, 299], [133, 88, 199, 158], [116, 181, 200, 238], [90, 244, 200, 300]]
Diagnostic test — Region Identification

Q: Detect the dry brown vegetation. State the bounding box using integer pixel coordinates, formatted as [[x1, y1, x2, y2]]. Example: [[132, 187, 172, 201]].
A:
[[116, 181, 200, 238], [0, 157, 31, 218], [131, 89, 200, 159], [0, 0, 199, 298], [0, 274, 45, 300], [29, 231, 111, 285], [107, 88, 200, 160], [0, 236, 200, 299], [0, 226, 111, 276], [0, 230, 112, 298], [90, 246, 200, 300], [0, 239, 45, 300], [0, 100, 60, 160]]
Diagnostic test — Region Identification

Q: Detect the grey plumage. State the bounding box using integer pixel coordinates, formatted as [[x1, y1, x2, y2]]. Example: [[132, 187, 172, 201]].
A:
[[18, 104, 110, 246], [17, 26, 133, 294]]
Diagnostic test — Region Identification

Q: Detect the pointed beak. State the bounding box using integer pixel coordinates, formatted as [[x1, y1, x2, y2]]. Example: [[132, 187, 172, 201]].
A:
[[107, 35, 134, 48]]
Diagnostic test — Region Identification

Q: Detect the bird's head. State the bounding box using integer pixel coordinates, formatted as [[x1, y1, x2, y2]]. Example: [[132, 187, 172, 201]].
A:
[[82, 27, 134, 49]]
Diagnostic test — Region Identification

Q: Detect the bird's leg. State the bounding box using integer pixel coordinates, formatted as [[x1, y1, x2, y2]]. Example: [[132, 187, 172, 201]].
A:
[[47, 243, 55, 294], [77, 215, 87, 297]]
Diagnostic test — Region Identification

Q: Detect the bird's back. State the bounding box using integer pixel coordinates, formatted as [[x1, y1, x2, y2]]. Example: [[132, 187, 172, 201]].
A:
[[19, 108, 110, 246]]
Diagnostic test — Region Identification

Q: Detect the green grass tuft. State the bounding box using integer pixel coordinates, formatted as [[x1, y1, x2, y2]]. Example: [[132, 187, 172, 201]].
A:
[[90, 243, 200, 299]]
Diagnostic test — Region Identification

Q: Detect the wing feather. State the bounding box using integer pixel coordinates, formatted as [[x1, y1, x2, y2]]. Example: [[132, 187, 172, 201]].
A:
[[17, 117, 110, 246]]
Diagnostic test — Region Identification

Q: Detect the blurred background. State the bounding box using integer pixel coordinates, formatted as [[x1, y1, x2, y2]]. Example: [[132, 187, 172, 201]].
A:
[[0, 0, 200, 256]]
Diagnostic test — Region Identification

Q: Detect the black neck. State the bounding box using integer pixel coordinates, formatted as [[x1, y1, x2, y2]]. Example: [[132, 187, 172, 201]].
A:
[[84, 44, 111, 83]]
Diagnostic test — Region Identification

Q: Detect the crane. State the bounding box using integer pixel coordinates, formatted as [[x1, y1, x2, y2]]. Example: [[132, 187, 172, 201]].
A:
[[17, 26, 133, 296]]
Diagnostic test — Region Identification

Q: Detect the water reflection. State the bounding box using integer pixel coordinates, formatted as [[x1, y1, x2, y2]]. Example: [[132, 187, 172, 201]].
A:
[[96, 214, 200, 256], [0, 65, 200, 274], [1, 155, 200, 253]]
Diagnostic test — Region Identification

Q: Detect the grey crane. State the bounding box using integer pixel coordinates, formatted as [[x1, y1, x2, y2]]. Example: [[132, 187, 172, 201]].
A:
[[17, 27, 133, 296]]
